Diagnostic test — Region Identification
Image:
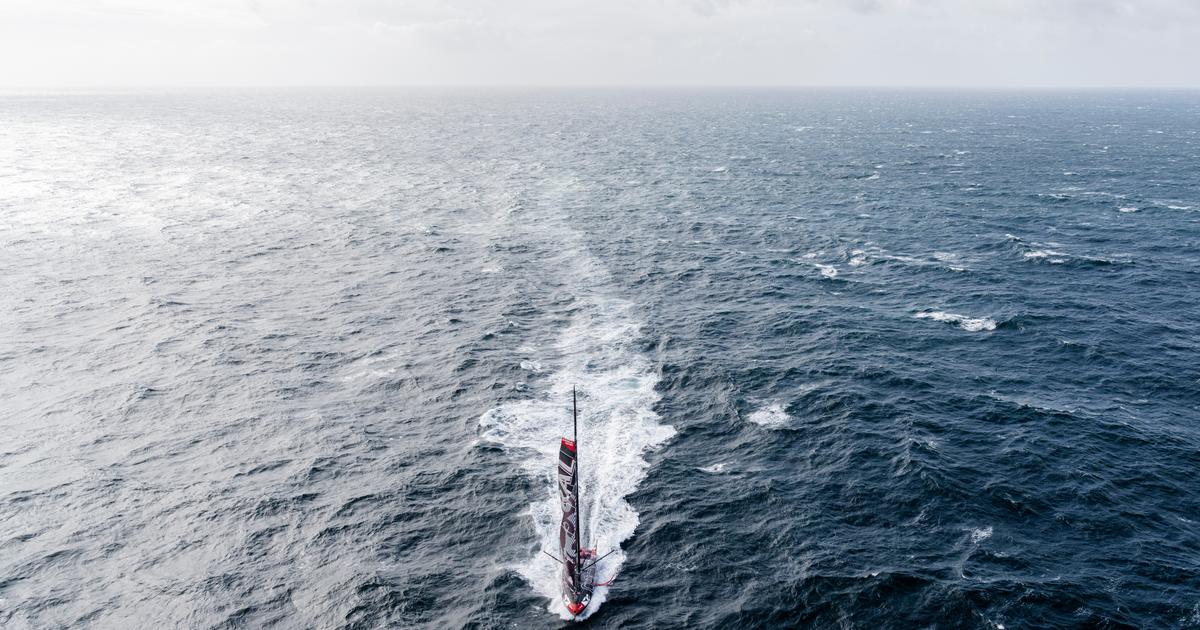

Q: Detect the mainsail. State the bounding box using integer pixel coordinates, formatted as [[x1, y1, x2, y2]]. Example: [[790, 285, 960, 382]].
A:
[[557, 387, 594, 618], [557, 435, 582, 599]]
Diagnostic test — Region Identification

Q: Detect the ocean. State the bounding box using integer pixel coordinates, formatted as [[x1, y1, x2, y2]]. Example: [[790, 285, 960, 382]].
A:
[[1, 88, 1198, 629]]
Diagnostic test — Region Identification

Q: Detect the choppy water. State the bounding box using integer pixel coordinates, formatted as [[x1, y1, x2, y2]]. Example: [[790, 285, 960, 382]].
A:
[[2, 89, 1199, 629]]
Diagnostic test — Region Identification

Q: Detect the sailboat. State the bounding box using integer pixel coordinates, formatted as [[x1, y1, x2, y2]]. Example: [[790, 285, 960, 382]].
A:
[[546, 387, 615, 619]]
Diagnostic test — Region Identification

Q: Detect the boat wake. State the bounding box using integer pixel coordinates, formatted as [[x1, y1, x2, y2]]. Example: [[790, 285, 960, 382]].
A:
[[479, 298, 675, 619]]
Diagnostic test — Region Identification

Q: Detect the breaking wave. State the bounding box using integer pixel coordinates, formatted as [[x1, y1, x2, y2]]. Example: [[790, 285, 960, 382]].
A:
[[815, 263, 839, 279], [914, 311, 998, 332], [969, 526, 994, 544], [747, 402, 793, 428]]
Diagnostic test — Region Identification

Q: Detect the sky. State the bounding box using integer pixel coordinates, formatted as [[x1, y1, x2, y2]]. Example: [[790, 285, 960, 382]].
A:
[[1, 0, 1198, 88]]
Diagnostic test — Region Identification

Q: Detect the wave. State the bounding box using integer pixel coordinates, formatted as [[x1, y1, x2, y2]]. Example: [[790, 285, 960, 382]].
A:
[[336, 353, 399, 382], [796, 254, 841, 279], [479, 299, 675, 620], [747, 402, 792, 428], [1023, 250, 1130, 267], [914, 311, 997, 332], [1023, 249, 1069, 264], [814, 263, 839, 279], [968, 525, 994, 544], [1006, 235, 1132, 267], [519, 360, 544, 373], [842, 245, 967, 273]]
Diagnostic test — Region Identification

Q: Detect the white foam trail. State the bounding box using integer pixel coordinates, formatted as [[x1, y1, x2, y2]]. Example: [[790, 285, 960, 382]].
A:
[[699, 462, 729, 474], [914, 311, 997, 332], [479, 301, 675, 620], [747, 402, 792, 428], [1118, 206, 1139, 213]]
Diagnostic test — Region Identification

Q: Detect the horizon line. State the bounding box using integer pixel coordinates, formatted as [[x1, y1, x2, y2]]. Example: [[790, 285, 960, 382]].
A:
[[3, 83, 1200, 92]]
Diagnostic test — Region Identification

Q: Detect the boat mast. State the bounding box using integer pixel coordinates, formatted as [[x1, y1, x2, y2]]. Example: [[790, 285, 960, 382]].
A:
[[573, 386, 581, 558]]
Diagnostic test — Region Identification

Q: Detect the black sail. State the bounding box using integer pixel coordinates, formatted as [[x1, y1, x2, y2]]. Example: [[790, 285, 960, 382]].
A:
[[558, 437, 582, 599]]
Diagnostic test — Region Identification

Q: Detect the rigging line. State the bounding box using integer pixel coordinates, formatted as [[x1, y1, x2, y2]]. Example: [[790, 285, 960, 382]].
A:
[[581, 549, 616, 573]]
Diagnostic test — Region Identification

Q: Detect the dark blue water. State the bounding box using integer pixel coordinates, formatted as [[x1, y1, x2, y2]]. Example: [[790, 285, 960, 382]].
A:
[[1, 89, 1198, 629]]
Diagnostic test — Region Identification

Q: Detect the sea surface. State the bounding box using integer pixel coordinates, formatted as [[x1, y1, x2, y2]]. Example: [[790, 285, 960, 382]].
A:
[[1, 89, 1199, 629]]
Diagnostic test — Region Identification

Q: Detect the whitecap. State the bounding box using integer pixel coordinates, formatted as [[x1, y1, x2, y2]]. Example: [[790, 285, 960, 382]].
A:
[[519, 360, 544, 373], [1118, 206, 1138, 213], [339, 366, 396, 382], [1023, 249, 1067, 261], [914, 311, 997, 332], [699, 462, 728, 474], [815, 263, 838, 279], [969, 526, 993, 543], [747, 402, 792, 428]]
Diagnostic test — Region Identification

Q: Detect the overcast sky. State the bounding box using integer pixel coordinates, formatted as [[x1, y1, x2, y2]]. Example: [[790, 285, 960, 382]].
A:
[[1, 0, 1198, 87]]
